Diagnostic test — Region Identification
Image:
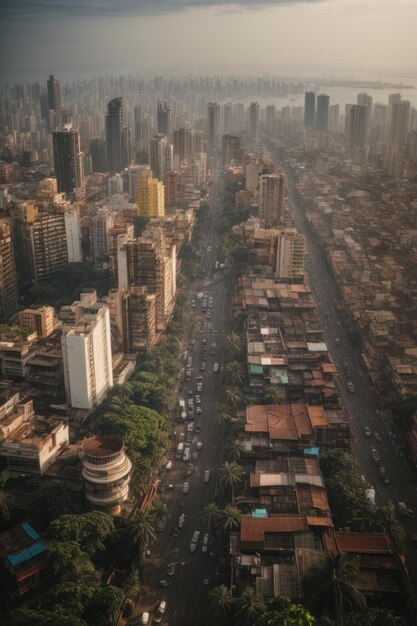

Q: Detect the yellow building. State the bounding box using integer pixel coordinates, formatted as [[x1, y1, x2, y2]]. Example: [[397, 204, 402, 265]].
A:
[[136, 176, 165, 218]]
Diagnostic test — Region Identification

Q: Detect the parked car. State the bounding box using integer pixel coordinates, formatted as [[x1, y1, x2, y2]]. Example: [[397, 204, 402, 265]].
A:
[[167, 563, 176, 576], [347, 381, 355, 392], [202, 533, 209, 553], [375, 432, 382, 442], [178, 514, 185, 528], [190, 530, 200, 552], [196, 407, 202, 415], [182, 481, 190, 494], [195, 395, 201, 404], [371, 447, 380, 464], [192, 451, 198, 460], [213, 363, 219, 373], [153, 600, 166, 623], [140, 612, 149, 625], [159, 579, 169, 587], [196, 441, 203, 450], [196, 383, 203, 392], [203, 469, 210, 483], [379, 466, 389, 484]]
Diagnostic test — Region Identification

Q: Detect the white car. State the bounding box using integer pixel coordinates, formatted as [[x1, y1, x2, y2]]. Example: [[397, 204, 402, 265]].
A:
[[190, 530, 200, 552], [196, 441, 203, 450], [196, 407, 202, 415], [202, 533, 209, 553], [196, 383, 203, 392], [203, 469, 210, 483], [178, 514, 185, 528], [195, 395, 201, 404], [182, 481, 190, 494], [153, 600, 166, 623], [213, 363, 219, 373], [140, 612, 149, 625]]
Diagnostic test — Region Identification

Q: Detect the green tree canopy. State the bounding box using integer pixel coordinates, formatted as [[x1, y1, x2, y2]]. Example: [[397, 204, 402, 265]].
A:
[[47, 511, 115, 556], [34, 480, 79, 523], [10, 609, 87, 626], [49, 541, 96, 581], [84, 586, 125, 626]]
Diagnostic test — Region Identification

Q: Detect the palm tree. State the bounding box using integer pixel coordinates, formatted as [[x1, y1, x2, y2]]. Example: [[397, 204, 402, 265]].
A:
[[226, 439, 245, 461], [203, 503, 221, 534], [224, 385, 244, 409], [225, 361, 245, 387], [233, 586, 266, 625], [209, 585, 234, 624], [218, 461, 245, 503], [217, 505, 241, 532], [126, 511, 156, 576], [303, 552, 366, 624], [226, 332, 244, 360], [34, 480, 78, 522], [150, 497, 167, 526], [0, 488, 14, 524]]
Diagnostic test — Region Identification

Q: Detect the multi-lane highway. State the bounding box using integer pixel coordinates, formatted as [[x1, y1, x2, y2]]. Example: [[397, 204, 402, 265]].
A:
[[273, 150, 417, 581], [129, 183, 228, 625]]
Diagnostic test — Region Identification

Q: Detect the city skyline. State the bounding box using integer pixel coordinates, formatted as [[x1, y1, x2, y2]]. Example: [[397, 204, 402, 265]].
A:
[[1, 0, 416, 78]]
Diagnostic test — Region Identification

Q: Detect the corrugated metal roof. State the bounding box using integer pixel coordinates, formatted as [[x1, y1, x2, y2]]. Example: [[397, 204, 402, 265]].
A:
[[7, 541, 47, 568], [335, 532, 391, 554]]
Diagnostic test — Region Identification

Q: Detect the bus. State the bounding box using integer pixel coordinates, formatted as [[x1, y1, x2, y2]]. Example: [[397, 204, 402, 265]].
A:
[[176, 442, 184, 459]]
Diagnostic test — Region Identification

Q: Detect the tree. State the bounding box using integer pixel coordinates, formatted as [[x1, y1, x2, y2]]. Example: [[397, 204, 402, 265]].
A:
[[226, 439, 245, 461], [255, 597, 315, 626], [218, 461, 245, 503], [0, 487, 14, 524], [217, 505, 241, 532], [48, 541, 97, 582], [203, 502, 221, 534], [224, 385, 245, 409], [124, 511, 156, 575], [39, 581, 98, 619], [226, 332, 244, 360], [209, 585, 234, 624], [150, 497, 168, 526], [349, 608, 405, 625], [303, 552, 366, 624], [34, 480, 79, 522], [233, 586, 267, 625], [47, 511, 114, 556], [84, 586, 125, 626], [225, 361, 246, 387], [10, 609, 87, 626]]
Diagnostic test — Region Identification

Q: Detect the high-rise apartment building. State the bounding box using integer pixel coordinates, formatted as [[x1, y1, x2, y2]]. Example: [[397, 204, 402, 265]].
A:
[[91, 209, 114, 264], [52, 125, 85, 200], [157, 102, 172, 139], [64, 209, 82, 262], [222, 134, 243, 166], [357, 93, 373, 130], [258, 173, 285, 229], [173, 128, 193, 163], [315, 94, 329, 131], [105, 97, 129, 173], [127, 164, 151, 202], [0, 219, 19, 323], [47, 74, 61, 130], [164, 171, 185, 212], [207, 102, 220, 150], [348, 104, 368, 148], [134, 105, 150, 152], [61, 290, 113, 410], [137, 176, 165, 218], [121, 286, 157, 352], [274, 228, 306, 279], [248, 102, 260, 137], [390, 100, 410, 145], [223, 102, 234, 134], [328, 104, 340, 131], [89, 137, 107, 172], [304, 91, 316, 128], [150, 134, 168, 181]]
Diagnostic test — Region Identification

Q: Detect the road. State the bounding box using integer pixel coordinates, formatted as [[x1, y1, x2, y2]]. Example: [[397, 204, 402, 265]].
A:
[[268, 144, 417, 582], [129, 180, 228, 625]]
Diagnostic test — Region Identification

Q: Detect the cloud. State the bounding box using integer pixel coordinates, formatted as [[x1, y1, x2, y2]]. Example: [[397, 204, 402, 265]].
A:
[[2, 0, 328, 20]]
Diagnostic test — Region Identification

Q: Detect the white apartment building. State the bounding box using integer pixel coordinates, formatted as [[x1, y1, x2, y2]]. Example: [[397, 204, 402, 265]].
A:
[[61, 290, 113, 410], [64, 209, 82, 262], [274, 228, 306, 279]]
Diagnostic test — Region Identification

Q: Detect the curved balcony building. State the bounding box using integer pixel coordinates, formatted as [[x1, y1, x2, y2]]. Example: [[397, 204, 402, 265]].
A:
[[81, 435, 132, 515]]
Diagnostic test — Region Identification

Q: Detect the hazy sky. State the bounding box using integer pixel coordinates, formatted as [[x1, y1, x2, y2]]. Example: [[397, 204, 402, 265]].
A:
[[1, 0, 416, 77]]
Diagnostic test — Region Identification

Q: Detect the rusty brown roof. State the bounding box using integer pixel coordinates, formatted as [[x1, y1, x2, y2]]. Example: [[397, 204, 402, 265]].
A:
[[334, 532, 391, 554], [241, 515, 309, 542]]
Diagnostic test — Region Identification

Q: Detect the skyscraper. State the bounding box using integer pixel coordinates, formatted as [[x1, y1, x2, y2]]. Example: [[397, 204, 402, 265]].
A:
[[173, 128, 193, 163], [258, 173, 285, 228], [315, 94, 329, 131], [207, 102, 220, 151], [136, 176, 165, 218], [52, 125, 85, 199], [150, 134, 168, 181], [348, 105, 368, 148], [157, 102, 172, 138], [47, 74, 61, 130], [357, 92, 373, 130], [248, 102, 260, 137], [89, 137, 107, 172], [304, 91, 316, 128], [0, 219, 18, 323], [390, 100, 410, 144], [105, 97, 129, 174]]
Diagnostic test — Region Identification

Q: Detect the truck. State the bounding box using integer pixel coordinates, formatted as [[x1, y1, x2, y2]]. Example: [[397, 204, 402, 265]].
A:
[[176, 442, 184, 459]]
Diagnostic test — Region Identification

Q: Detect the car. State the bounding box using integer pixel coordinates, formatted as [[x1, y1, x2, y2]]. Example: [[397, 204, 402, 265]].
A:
[[188, 390, 193, 396], [190, 530, 200, 552], [187, 422, 194, 432], [192, 451, 199, 460], [195, 375, 203, 381], [335, 337, 340, 345], [202, 338, 207, 345], [195, 395, 201, 404], [347, 381, 354, 393], [371, 447, 380, 464], [195, 423, 201, 433], [207, 246, 212, 252], [182, 481, 190, 494], [153, 600, 166, 623], [203, 469, 210, 483], [200, 362, 206, 371], [379, 466, 389, 484], [159, 579, 169, 587], [375, 432, 382, 442], [167, 483, 174, 490], [202, 533, 209, 553], [196, 383, 203, 392], [178, 514, 185, 528], [141, 612, 150, 625], [196, 406, 202, 415], [213, 363, 219, 373], [191, 338, 196, 346], [167, 563, 176, 576], [187, 399, 194, 408], [191, 299, 196, 308], [363, 426, 372, 437], [196, 441, 203, 450]]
